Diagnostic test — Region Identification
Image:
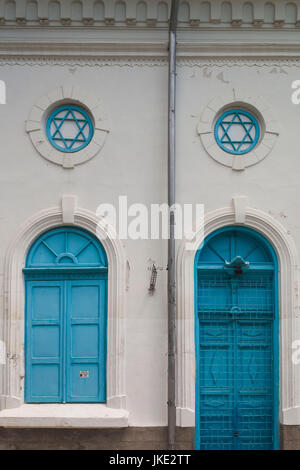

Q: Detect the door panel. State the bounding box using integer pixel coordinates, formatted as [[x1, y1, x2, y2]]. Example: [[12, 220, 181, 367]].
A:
[[71, 325, 99, 358], [31, 364, 61, 399], [32, 325, 60, 358], [197, 272, 275, 450], [66, 280, 106, 402], [236, 320, 273, 450], [70, 364, 100, 400], [70, 284, 101, 319], [25, 279, 106, 403], [25, 281, 63, 402], [31, 284, 61, 321], [199, 320, 234, 450]]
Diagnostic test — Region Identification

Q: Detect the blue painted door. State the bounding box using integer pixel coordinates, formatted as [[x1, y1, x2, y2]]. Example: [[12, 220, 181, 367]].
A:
[[25, 279, 106, 402], [24, 227, 108, 403], [195, 228, 278, 450], [25, 280, 64, 402], [66, 280, 106, 402]]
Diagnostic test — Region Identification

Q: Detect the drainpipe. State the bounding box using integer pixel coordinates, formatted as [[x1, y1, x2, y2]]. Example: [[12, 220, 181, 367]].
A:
[[168, 0, 179, 451]]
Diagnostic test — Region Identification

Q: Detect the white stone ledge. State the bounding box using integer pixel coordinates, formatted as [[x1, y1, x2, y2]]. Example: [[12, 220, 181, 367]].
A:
[[176, 407, 195, 427], [282, 407, 300, 425], [0, 404, 129, 429]]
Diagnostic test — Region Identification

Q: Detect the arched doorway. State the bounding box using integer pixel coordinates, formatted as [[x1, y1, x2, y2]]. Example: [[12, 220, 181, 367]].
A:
[[195, 226, 279, 450], [24, 226, 108, 403]]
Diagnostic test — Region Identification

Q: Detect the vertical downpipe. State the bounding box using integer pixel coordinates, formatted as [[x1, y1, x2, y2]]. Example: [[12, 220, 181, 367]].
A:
[[168, 0, 179, 451]]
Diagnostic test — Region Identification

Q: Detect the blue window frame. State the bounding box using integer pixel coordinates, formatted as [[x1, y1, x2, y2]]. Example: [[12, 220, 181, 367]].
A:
[[194, 227, 279, 450], [24, 227, 108, 403], [214, 109, 260, 155], [46, 105, 94, 153]]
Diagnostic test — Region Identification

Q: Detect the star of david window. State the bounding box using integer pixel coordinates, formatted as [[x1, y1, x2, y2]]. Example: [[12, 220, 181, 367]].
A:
[[214, 109, 260, 155], [46, 105, 94, 153]]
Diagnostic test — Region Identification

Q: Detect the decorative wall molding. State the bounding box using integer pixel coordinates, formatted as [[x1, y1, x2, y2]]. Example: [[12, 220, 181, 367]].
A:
[[26, 85, 110, 168], [176, 204, 300, 426], [1, 1, 300, 30], [0, 55, 168, 66], [0, 204, 127, 414], [0, 2, 300, 64], [1, 55, 300, 68], [197, 89, 279, 170], [0, 39, 169, 58], [177, 57, 300, 67]]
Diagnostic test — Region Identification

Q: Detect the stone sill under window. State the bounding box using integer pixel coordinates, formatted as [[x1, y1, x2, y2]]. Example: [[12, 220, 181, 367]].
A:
[[0, 404, 129, 428]]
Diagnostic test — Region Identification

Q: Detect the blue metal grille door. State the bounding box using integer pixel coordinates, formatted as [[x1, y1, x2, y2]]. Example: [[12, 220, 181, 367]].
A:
[[195, 228, 279, 450], [24, 228, 108, 403]]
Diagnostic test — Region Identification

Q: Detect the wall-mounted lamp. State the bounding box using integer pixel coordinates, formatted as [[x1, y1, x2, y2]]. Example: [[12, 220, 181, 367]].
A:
[[148, 264, 158, 294]]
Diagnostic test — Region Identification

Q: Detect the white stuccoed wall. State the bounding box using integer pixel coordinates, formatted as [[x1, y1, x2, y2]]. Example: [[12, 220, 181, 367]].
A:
[[177, 63, 298, 237], [0, 62, 169, 426], [1, 0, 300, 428]]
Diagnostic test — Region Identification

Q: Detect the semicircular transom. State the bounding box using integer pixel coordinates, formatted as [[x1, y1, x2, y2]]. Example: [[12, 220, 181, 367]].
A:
[[26, 227, 107, 268]]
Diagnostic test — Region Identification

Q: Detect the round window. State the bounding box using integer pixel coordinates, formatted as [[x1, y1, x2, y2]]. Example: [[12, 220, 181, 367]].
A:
[[46, 104, 94, 153], [214, 109, 260, 155]]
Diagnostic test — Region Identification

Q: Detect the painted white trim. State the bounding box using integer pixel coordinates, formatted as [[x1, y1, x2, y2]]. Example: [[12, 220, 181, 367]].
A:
[[0, 203, 127, 422], [197, 89, 279, 170], [3, 42, 300, 61], [62, 194, 77, 224], [176, 202, 300, 427], [233, 195, 248, 224], [26, 85, 110, 168]]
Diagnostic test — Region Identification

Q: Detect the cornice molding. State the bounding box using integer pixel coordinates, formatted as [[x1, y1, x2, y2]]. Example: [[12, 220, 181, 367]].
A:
[[0, 39, 169, 56], [177, 41, 300, 57], [1, 0, 300, 31], [0, 36, 300, 63]]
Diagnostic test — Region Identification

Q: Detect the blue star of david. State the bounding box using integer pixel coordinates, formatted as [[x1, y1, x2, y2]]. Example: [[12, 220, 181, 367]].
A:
[[215, 109, 260, 155], [46, 105, 93, 153]]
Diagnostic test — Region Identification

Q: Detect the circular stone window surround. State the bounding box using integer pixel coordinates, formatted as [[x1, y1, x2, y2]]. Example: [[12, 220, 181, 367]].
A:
[[197, 90, 279, 171], [26, 85, 110, 168]]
